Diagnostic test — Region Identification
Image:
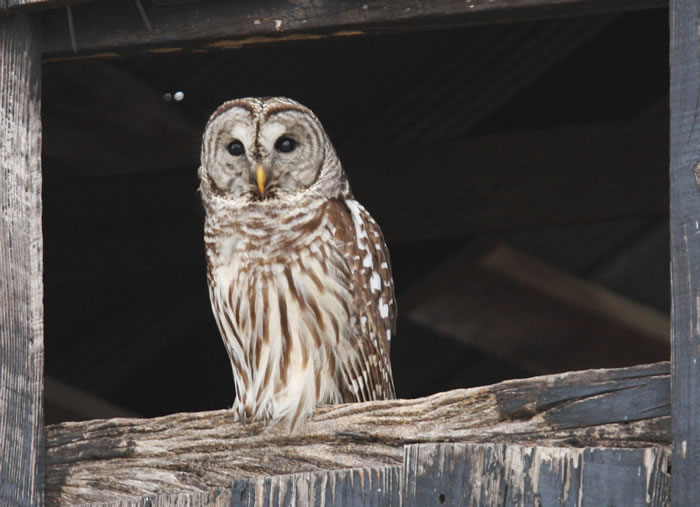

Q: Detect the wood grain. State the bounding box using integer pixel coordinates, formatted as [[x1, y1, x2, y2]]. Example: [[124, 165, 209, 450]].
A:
[[669, 0, 700, 503], [39, 0, 666, 59], [46, 362, 670, 504], [403, 443, 670, 506], [233, 466, 402, 506], [0, 12, 44, 507]]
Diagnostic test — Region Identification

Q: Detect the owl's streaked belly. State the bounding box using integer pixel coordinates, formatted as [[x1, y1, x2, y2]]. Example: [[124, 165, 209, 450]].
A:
[[207, 216, 355, 427]]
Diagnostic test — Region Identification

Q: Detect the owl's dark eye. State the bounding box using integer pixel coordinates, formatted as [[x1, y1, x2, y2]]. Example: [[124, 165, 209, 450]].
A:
[[227, 140, 245, 156], [275, 136, 297, 153]]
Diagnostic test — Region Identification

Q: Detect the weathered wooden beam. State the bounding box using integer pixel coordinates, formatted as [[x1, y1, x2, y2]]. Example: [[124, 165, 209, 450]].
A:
[[39, 0, 667, 59], [669, 0, 700, 503], [403, 443, 670, 505], [0, 12, 44, 506], [46, 362, 670, 504], [234, 466, 403, 507], [7, 0, 56, 8]]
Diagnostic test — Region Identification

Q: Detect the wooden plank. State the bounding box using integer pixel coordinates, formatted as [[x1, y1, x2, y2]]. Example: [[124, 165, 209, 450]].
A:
[[403, 244, 669, 375], [669, 0, 700, 503], [232, 466, 402, 506], [39, 0, 666, 59], [4, 0, 94, 12], [403, 443, 670, 506], [7, 0, 56, 7], [83, 488, 232, 507], [0, 13, 44, 507], [45, 362, 670, 504]]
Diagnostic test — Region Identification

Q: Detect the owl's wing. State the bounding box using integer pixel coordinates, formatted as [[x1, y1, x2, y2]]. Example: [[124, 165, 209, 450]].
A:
[[339, 199, 397, 402]]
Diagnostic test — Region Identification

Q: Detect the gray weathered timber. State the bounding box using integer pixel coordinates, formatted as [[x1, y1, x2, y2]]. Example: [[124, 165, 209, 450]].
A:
[[232, 466, 402, 506], [670, 0, 700, 503], [104, 488, 233, 507], [403, 443, 671, 506], [6, 0, 55, 8], [39, 0, 666, 59], [46, 362, 670, 504], [0, 13, 44, 507]]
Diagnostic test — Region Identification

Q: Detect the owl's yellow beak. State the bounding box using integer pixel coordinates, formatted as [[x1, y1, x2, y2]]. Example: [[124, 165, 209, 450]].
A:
[[256, 164, 266, 194]]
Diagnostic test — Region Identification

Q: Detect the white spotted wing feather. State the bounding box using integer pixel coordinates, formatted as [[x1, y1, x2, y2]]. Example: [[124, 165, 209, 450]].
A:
[[341, 199, 396, 402]]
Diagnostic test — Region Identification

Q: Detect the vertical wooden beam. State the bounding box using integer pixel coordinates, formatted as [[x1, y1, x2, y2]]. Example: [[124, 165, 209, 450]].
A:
[[403, 443, 671, 505], [0, 12, 44, 506], [670, 0, 700, 503]]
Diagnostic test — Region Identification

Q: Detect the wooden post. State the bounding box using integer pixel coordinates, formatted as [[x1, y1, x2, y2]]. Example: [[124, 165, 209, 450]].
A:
[[0, 12, 44, 506], [403, 443, 671, 505], [670, 0, 700, 503]]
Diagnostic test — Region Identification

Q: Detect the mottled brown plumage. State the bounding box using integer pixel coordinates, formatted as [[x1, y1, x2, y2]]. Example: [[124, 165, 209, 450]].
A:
[[199, 97, 396, 428]]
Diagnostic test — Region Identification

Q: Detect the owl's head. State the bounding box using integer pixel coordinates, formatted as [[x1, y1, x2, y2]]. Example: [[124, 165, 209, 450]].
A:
[[199, 97, 348, 204]]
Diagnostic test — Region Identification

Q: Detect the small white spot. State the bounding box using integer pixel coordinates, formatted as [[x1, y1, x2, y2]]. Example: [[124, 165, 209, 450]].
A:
[[682, 440, 688, 458], [363, 253, 373, 268], [379, 299, 389, 318], [173, 91, 184, 101], [386, 329, 391, 342], [254, 19, 261, 24], [380, 262, 388, 269], [274, 19, 283, 31], [345, 200, 370, 247], [361, 316, 367, 326], [370, 272, 381, 292]]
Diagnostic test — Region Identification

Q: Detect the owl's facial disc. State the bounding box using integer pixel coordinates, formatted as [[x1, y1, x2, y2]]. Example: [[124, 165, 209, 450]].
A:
[[203, 100, 327, 202]]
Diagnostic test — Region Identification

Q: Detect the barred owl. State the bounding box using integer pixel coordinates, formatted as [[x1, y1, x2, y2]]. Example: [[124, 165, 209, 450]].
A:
[[199, 97, 396, 428]]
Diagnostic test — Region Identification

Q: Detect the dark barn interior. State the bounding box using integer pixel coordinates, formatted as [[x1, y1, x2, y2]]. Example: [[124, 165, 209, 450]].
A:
[[41, 8, 670, 424]]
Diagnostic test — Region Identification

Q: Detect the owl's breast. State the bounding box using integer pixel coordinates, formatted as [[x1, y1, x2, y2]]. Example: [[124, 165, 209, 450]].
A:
[[206, 202, 357, 424], [206, 199, 349, 267]]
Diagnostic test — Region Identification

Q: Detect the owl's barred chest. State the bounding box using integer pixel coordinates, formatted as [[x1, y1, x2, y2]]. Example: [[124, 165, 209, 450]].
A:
[[205, 200, 358, 423], [205, 199, 350, 269]]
